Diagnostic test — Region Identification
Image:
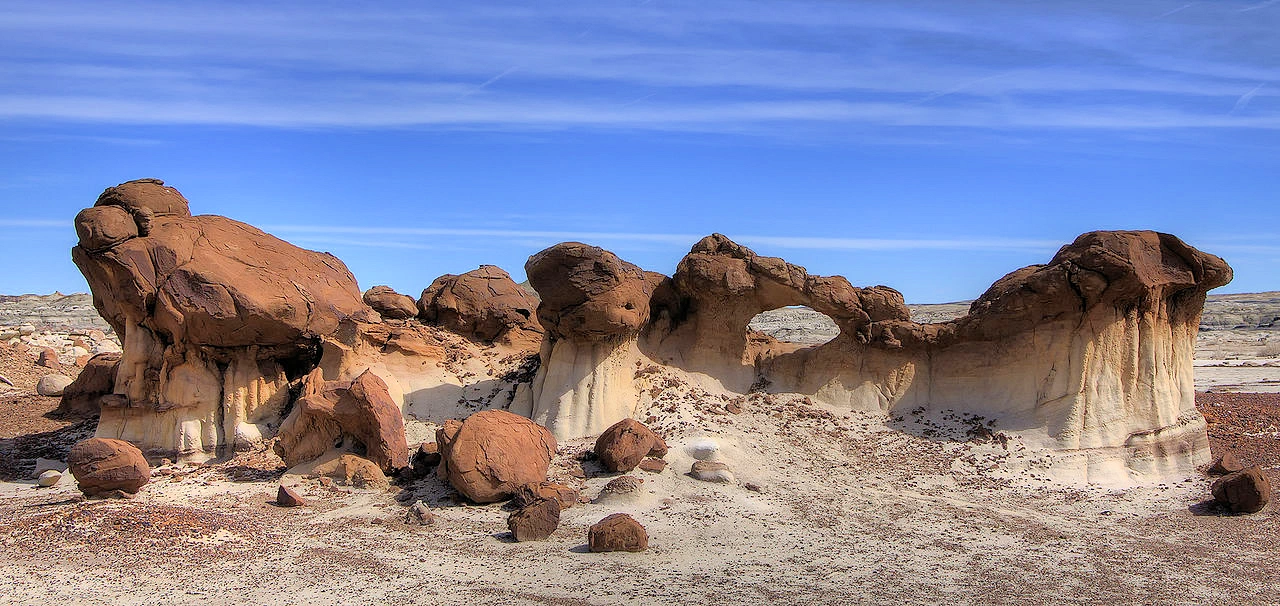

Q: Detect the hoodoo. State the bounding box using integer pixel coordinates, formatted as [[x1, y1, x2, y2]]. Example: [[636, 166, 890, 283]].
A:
[[72, 179, 1230, 485]]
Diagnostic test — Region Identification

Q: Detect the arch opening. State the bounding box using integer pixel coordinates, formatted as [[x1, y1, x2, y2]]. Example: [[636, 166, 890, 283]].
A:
[[747, 305, 839, 347]]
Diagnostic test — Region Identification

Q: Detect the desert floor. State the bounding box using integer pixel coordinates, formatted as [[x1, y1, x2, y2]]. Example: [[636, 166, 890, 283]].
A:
[[1, 294, 1277, 605]]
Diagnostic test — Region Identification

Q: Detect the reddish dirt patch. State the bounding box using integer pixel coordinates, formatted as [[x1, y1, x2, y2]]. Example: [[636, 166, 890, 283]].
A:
[[1197, 391, 1280, 471], [0, 342, 93, 479]]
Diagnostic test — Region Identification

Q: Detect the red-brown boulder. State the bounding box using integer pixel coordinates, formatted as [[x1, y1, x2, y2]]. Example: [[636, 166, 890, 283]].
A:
[[513, 481, 579, 510], [95, 177, 191, 217], [275, 369, 408, 473], [507, 498, 561, 541], [588, 513, 648, 552], [363, 286, 419, 320], [36, 348, 60, 369], [1209, 452, 1244, 476], [1211, 466, 1271, 514], [524, 243, 664, 342], [335, 370, 409, 471], [54, 352, 120, 417], [74, 206, 139, 252], [418, 265, 542, 346], [276, 485, 306, 507], [436, 410, 557, 503], [594, 418, 668, 472], [68, 438, 150, 497]]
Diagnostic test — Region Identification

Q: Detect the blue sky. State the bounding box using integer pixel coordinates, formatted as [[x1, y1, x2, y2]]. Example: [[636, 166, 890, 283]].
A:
[[0, 1, 1276, 303]]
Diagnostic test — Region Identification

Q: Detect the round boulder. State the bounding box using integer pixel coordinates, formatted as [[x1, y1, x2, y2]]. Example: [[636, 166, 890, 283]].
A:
[[1211, 466, 1271, 514], [36, 374, 74, 397], [418, 265, 542, 346], [594, 418, 668, 473], [588, 513, 648, 553], [95, 178, 191, 217], [68, 438, 150, 497], [363, 286, 418, 320], [436, 410, 557, 503]]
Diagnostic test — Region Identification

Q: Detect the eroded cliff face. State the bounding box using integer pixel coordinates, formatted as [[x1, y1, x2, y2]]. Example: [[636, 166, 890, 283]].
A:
[[72, 178, 1231, 485]]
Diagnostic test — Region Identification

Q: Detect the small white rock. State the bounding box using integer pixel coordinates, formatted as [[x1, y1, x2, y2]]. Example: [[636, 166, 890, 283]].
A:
[[38, 470, 62, 487], [684, 437, 720, 461], [36, 374, 73, 396]]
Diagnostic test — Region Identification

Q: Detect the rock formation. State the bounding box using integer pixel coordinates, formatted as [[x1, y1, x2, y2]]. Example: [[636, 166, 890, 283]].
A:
[[588, 513, 649, 552], [594, 418, 668, 473], [70, 179, 535, 461], [54, 352, 120, 416], [68, 437, 150, 497], [520, 231, 1230, 485], [435, 409, 558, 503], [363, 286, 418, 320], [417, 265, 542, 348], [69, 178, 1232, 486], [521, 243, 667, 438], [73, 179, 378, 457], [275, 369, 409, 472]]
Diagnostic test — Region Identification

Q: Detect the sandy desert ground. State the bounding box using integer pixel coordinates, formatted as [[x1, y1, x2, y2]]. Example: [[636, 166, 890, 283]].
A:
[[0, 293, 1277, 605]]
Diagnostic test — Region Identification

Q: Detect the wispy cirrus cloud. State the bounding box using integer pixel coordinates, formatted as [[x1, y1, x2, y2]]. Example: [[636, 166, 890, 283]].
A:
[[265, 223, 1061, 253], [0, 1, 1275, 135]]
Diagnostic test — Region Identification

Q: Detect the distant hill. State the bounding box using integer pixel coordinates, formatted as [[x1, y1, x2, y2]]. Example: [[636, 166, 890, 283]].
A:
[[2, 290, 1276, 335]]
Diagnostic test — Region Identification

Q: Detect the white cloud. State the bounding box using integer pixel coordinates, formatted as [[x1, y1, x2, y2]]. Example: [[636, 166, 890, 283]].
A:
[[0, 1, 1274, 134], [265, 223, 1061, 253]]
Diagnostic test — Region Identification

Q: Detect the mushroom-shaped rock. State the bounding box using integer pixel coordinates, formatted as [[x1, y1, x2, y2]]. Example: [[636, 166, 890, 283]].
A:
[[436, 410, 558, 503], [54, 352, 120, 417], [72, 179, 379, 457], [68, 438, 150, 497], [363, 286, 418, 320], [525, 243, 663, 342], [513, 481, 579, 510], [588, 513, 648, 552], [594, 418, 668, 472], [1211, 466, 1271, 514], [507, 498, 561, 541], [418, 265, 542, 347]]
